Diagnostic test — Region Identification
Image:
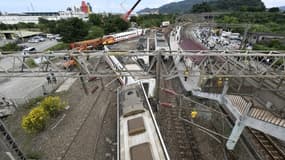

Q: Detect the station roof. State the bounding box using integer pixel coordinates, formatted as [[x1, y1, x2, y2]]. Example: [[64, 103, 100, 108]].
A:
[[0, 30, 42, 38]]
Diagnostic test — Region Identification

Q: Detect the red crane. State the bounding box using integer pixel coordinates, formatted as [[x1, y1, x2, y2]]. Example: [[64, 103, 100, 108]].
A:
[[122, 0, 142, 21]]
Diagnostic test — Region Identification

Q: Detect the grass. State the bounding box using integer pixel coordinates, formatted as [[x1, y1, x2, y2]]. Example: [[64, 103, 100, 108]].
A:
[[46, 42, 70, 51], [26, 58, 38, 68]]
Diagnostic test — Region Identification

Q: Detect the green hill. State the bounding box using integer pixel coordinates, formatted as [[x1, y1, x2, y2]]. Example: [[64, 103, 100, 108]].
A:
[[159, 0, 210, 14], [138, 0, 266, 14]]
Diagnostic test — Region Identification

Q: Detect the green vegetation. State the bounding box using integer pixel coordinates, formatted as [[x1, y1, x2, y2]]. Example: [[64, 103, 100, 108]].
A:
[[131, 14, 176, 28], [208, 0, 265, 12], [192, 2, 212, 13], [0, 42, 21, 52], [26, 151, 43, 160], [54, 18, 89, 43], [216, 12, 285, 34], [86, 26, 104, 39], [46, 42, 70, 51], [158, 0, 210, 14], [268, 7, 280, 13], [0, 22, 37, 30], [253, 40, 285, 50], [40, 96, 66, 117], [21, 96, 66, 133], [22, 106, 49, 133], [39, 14, 130, 43], [26, 58, 38, 68], [154, 0, 265, 14]]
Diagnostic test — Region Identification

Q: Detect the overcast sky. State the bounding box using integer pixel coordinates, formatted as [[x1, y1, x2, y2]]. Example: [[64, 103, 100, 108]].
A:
[[0, 0, 284, 13]]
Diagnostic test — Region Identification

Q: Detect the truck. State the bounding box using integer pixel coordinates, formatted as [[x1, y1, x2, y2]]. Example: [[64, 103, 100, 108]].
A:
[[161, 21, 170, 27]]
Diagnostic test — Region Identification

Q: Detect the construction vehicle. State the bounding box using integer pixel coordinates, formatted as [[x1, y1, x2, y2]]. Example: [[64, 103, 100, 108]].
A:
[[70, 36, 116, 51], [122, 0, 142, 21], [63, 56, 77, 70]]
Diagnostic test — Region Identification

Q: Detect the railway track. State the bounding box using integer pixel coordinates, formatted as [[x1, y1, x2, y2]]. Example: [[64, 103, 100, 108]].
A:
[[60, 90, 103, 160], [249, 129, 285, 160], [60, 82, 115, 160], [158, 78, 203, 160], [224, 95, 285, 160]]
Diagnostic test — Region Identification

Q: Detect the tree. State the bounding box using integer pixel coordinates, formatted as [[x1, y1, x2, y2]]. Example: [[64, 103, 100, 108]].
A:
[[130, 16, 138, 23], [221, 16, 239, 24], [86, 26, 104, 39], [22, 106, 49, 133], [0, 43, 21, 52], [192, 2, 212, 13], [55, 18, 89, 43], [40, 96, 66, 117], [88, 14, 103, 26], [268, 7, 280, 12]]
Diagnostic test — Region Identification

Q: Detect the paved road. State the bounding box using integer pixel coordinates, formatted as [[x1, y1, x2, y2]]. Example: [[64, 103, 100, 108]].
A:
[[0, 40, 59, 70], [20, 39, 59, 52]]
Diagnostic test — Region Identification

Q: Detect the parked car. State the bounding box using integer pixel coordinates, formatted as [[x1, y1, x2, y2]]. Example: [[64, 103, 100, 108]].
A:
[[21, 47, 36, 56], [46, 34, 56, 40], [28, 38, 40, 43], [28, 36, 45, 43]]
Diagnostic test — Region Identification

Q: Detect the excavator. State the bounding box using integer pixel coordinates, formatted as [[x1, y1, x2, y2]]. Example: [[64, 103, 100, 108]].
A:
[[122, 0, 142, 21]]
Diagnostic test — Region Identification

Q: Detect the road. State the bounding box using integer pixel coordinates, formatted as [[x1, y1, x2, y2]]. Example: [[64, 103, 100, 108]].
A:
[[0, 40, 59, 71], [0, 39, 61, 107], [20, 39, 59, 52]]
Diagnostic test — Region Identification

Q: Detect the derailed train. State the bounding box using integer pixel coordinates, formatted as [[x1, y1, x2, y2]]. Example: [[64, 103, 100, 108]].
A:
[[103, 46, 169, 159], [117, 83, 169, 160]]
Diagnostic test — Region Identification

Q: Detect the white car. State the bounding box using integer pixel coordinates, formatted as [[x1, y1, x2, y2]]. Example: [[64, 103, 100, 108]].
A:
[[28, 36, 45, 43], [21, 47, 36, 56], [28, 38, 40, 43]]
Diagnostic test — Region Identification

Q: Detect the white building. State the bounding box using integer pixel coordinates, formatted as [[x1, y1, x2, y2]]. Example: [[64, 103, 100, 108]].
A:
[[0, 11, 88, 24]]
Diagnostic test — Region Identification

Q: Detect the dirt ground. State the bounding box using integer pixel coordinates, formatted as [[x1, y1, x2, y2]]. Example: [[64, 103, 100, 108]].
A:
[[2, 59, 119, 160]]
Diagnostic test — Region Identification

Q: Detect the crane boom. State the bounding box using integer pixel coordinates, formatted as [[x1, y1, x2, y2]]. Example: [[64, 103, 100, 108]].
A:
[[122, 0, 142, 21]]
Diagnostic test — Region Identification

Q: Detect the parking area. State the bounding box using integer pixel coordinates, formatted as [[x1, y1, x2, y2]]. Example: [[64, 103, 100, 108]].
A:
[[20, 39, 59, 52]]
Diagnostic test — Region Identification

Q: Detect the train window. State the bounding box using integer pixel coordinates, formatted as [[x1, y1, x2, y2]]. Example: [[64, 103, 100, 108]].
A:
[[128, 117, 145, 136], [127, 91, 134, 95], [130, 143, 153, 160]]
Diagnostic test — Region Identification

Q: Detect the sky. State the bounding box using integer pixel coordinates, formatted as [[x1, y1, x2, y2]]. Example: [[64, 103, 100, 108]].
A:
[[0, 0, 284, 13]]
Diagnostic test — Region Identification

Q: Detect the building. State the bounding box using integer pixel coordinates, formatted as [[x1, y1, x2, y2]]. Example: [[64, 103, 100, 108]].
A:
[[248, 32, 285, 44], [0, 11, 88, 24]]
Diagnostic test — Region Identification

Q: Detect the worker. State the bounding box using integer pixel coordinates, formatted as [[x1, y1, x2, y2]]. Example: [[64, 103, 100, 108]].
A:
[[46, 75, 51, 84], [51, 73, 57, 84], [2, 97, 9, 106], [217, 78, 223, 88], [191, 110, 198, 119], [184, 69, 189, 81]]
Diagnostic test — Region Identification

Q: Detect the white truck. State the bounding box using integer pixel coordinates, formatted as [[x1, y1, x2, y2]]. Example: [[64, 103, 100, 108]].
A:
[[161, 21, 170, 27]]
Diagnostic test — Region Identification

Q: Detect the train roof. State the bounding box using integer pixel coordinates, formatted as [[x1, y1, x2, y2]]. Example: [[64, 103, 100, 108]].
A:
[[118, 83, 169, 160]]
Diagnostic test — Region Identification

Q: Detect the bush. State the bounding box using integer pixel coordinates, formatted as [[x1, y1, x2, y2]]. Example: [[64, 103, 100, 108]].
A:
[[40, 96, 66, 117], [0, 43, 21, 52], [46, 42, 69, 51], [22, 96, 66, 133], [26, 58, 37, 68], [22, 106, 49, 133]]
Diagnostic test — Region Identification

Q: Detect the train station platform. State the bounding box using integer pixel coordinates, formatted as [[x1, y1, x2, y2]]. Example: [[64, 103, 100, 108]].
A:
[[169, 27, 201, 91], [192, 89, 285, 150], [168, 25, 285, 150]]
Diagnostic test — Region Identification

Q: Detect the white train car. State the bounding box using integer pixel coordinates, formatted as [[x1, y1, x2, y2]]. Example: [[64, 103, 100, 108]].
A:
[[155, 32, 170, 60], [117, 83, 169, 160], [104, 47, 155, 98], [107, 28, 143, 43]]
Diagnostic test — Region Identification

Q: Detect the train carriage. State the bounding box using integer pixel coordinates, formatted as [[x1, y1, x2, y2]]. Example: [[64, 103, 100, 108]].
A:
[[118, 83, 169, 160]]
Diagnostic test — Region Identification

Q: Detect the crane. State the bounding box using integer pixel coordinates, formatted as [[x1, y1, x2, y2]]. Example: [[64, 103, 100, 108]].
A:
[[122, 0, 142, 21]]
